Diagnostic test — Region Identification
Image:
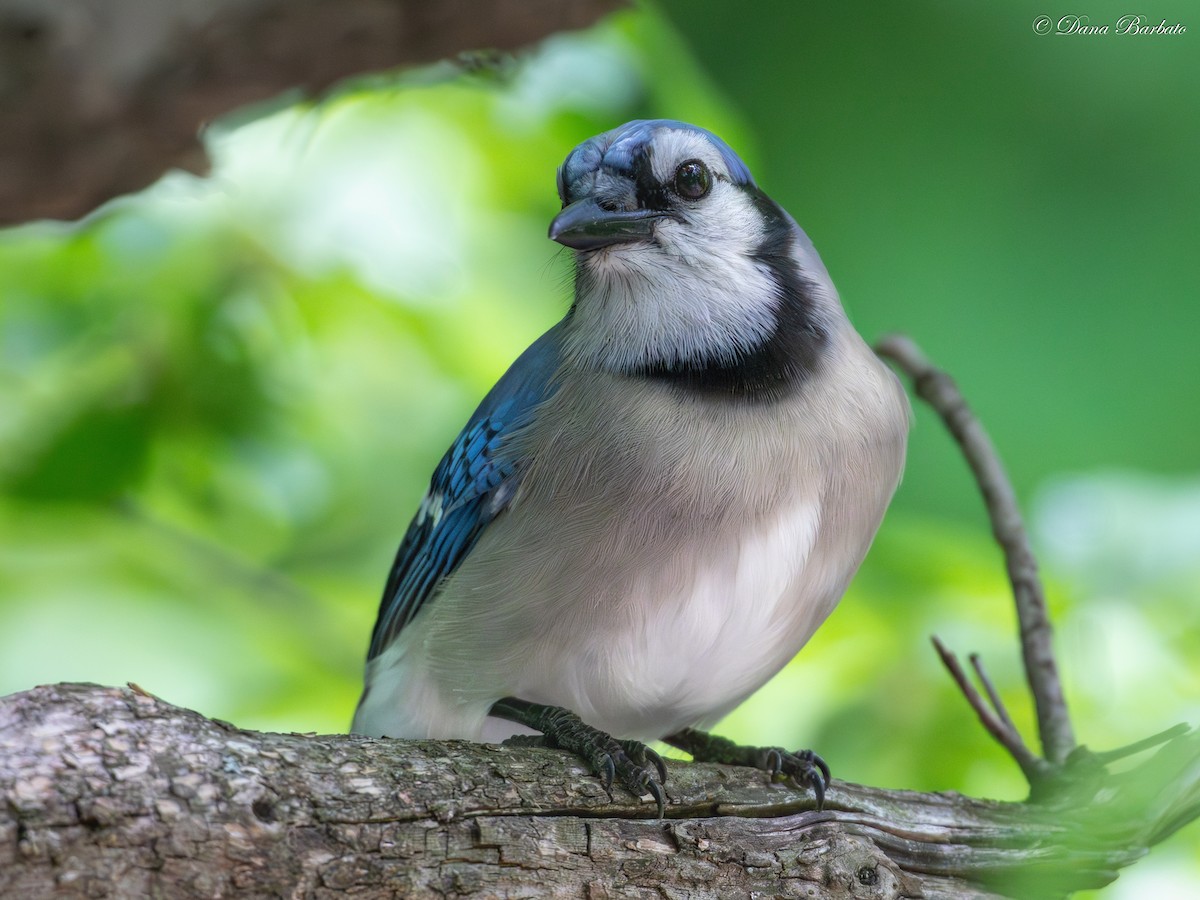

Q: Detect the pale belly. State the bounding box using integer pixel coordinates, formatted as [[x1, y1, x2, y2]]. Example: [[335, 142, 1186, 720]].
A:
[[504, 494, 843, 741]]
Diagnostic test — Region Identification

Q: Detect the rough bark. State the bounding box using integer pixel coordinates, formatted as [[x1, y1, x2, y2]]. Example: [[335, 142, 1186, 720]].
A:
[[3, 683, 1197, 899], [0, 0, 622, 225]]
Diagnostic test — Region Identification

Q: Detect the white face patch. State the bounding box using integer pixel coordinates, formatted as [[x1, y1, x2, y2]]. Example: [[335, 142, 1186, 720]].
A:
[[646, 129, 731, 186], [564, 126, 802, 374]]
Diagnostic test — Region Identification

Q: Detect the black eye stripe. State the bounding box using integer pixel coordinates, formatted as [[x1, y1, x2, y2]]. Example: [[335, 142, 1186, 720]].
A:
[[630, 150, 669, 210], [623, 149, 722, 210]]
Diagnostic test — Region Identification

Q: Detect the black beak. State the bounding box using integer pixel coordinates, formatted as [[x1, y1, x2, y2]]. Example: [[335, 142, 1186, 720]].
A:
[[549, 198, 665, 250]]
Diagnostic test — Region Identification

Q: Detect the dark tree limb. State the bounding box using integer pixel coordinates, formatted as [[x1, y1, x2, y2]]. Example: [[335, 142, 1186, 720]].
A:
[[876, 334, 1076, 767], [0, 0, 622, 225], [2, 683, 1198, 899]]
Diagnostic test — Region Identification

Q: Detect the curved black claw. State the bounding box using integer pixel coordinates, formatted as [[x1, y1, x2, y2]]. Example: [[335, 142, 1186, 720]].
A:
[[619, 740, 668, 817], [662, 728, 831, 810], [572, 735, 667, 817], [490, 697, 668, 817], [762, 747, 831, 809], [622, 739, 669, 785]]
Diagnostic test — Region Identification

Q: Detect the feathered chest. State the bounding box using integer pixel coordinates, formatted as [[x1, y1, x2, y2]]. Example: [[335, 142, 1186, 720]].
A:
[[510, 374, 817, 535], [411, 340, 907, 739]]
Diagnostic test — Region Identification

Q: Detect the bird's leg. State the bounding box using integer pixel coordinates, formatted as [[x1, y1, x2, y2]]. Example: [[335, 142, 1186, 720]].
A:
[[490, 696, 668, 817], [663, 727, 831, 809]]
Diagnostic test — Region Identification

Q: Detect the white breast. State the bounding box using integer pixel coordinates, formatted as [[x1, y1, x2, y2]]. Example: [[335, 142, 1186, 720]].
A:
[[565, 494, 825, 738]]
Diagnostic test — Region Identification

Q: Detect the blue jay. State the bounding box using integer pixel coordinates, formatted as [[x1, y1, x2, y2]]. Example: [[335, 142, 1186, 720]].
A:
[[353, 120, 909, 815]]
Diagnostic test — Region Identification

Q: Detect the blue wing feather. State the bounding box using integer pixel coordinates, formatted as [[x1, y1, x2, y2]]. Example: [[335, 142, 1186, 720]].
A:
[[365, 322, 564, 660]]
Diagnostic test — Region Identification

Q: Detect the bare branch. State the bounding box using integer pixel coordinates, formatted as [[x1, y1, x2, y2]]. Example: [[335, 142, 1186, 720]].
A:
[[876, 334, 1076, 764], [933, 637, 1048, 782], [1092, 723, 1193, 765], [970, 651, 1018, 732]]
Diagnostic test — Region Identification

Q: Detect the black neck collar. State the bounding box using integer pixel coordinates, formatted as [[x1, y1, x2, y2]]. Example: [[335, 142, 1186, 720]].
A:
[[629, 190, 829, 403]]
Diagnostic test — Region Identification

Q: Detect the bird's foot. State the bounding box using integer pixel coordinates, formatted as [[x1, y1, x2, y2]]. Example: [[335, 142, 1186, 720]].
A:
[[491, 697, 668, 817], [664, 727, 831, 809]]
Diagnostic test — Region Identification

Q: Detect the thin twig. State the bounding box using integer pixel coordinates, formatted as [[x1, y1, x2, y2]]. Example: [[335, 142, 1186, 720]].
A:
[[969, 652, 1017, 733], [876, 334, 1076, 764], [932, 637, 1047, 781], [1091, 724, 1193, 765]]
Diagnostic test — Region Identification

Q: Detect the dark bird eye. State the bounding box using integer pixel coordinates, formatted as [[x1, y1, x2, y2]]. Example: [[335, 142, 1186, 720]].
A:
[[673, 159, 711, 200]]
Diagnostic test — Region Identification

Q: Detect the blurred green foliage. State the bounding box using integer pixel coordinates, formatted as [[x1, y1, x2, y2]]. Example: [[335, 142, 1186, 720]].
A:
[[0, 4, 1197, 896]]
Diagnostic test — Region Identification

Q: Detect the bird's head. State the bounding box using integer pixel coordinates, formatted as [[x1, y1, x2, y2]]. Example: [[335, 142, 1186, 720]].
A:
[[550, 120, 838, 397]]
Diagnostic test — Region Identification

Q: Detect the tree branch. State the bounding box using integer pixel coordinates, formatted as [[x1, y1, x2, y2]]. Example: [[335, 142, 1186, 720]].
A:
[[930, 636, 1048, 783], [968, 652, 1017, 735], [2, 683, 1197, 899], [0, 0, 622, 225], [875, 334, 1076, 766]]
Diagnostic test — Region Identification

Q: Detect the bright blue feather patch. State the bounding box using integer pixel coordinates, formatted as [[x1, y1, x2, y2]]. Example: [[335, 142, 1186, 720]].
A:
[[366, 324, 564, 659]]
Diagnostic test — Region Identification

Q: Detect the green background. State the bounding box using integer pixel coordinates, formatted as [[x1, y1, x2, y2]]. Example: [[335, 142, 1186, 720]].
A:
[[1, 3, 1196, 895]]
